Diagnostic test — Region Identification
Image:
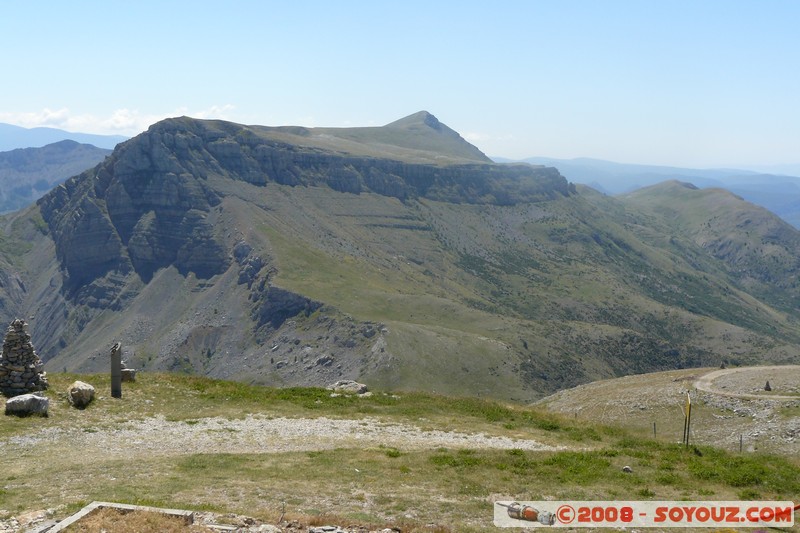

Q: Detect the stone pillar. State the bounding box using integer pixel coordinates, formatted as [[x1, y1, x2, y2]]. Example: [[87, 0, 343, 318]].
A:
[[110, 342, 122, 399]]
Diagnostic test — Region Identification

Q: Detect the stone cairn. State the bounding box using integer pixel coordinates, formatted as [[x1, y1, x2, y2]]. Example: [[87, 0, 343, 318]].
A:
[[0, 319, 49, 397]]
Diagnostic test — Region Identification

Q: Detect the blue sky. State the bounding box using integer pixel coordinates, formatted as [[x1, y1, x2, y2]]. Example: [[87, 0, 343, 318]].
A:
[[2, 1, 798, 169]]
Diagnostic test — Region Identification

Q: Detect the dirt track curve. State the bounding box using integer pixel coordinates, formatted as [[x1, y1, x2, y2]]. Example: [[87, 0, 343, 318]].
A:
[[694, 365, 800, 400]]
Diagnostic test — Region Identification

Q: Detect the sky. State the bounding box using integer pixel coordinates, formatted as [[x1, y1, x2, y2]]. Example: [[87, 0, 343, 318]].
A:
[[1, 1, 798, 170]]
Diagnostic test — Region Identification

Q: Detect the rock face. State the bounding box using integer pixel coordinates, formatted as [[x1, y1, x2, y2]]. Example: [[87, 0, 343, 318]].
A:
[[68, 380, 95, 408], [0, 319, 48, 397], [36, 116, 572, 299], [4, 392, 49, 417]]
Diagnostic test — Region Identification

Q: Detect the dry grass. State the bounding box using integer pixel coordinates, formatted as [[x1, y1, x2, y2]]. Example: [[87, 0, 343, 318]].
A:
[[2, 371, 799, 533], [62, 508, 214, 532]]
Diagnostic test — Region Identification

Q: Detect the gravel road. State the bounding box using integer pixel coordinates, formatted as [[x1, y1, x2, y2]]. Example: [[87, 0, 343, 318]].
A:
[[1, 415, 559, 460]]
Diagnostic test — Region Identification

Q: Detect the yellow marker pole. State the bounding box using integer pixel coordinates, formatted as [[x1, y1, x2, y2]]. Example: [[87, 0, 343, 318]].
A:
[[684, 392, 692, 447]]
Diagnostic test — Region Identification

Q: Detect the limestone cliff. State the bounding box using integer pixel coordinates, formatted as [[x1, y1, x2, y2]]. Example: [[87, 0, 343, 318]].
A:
[[37, 115, 573, 299], [26, 113, 575, 382]]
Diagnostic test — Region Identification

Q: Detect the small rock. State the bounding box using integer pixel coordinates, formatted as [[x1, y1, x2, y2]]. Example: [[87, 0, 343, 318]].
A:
[[316, 355, 334, 367], [68, 381, 95, 409], [622, 465, 633, 473], [248, 525, 282, 532]]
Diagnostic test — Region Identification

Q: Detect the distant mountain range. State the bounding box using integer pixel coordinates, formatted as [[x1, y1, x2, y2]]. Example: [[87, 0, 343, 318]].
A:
[[0, 112, 798, 402], [0, 122, 128, 151], [0, 140, 111, 213], [507, 156, 800, 228]]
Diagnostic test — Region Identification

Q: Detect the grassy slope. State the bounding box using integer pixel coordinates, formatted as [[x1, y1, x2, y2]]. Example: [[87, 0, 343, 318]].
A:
[[1, 373, 798, 532], [621, 181, 800, 311], [247, 181, 800, 398], [3, 122, 800, 403], [3, 173, 799, 404]]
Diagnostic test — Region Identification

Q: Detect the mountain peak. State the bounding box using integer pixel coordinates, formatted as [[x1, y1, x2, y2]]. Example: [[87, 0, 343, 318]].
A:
[[370, 111, 490, 163], [384, 111, 443, 131]]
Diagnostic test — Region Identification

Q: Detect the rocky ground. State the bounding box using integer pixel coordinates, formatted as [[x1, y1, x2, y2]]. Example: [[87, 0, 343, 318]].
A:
[[537, 365, 800, 455], [2, 414, 558, 460], [0, 414, 557, 532], [692, 365, 800, 452], [0, 506, 406, 532], [3, 366, 797, 532]]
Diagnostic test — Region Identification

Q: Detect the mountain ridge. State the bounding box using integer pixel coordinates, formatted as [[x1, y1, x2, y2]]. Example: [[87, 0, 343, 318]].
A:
[[0, 113, 798, 401], [0, 140, 111, 214], [235, 110, 492, 165], [516, 155, 800, 228], [0, 122, 128, 151]]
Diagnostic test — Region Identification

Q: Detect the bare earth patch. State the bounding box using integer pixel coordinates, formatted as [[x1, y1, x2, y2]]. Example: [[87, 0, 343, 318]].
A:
[[3, 415, 558, 461]]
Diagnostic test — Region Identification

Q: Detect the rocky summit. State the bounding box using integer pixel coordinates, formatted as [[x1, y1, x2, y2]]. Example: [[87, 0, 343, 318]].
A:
[[0, 112, 798, 401]]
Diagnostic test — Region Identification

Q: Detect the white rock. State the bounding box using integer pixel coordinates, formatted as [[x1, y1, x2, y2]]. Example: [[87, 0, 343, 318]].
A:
[[328, 380, 368, 394], [68, 381, 96, 409], [4, 393, 49, 417]]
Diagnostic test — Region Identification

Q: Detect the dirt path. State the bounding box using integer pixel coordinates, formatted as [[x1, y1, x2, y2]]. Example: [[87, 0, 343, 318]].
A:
[[1, 414, 560, 460], [694, 365, 800, 400]]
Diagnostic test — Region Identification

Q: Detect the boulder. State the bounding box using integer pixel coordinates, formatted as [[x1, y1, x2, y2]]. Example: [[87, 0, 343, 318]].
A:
[[68, 381, 95, 409], [4, 393, 49, 417], [328, 380, 368, 394], [121, 368, 137, 382]]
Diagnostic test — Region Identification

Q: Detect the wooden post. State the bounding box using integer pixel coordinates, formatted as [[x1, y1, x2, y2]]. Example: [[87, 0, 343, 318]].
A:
[[111, 342, 122, 399], [682, 415, 688, 445], [682, 391, 692, 447], [685, 398, 692, 447], [740, 434, 743, 453], [653, 421, 656, 438]]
